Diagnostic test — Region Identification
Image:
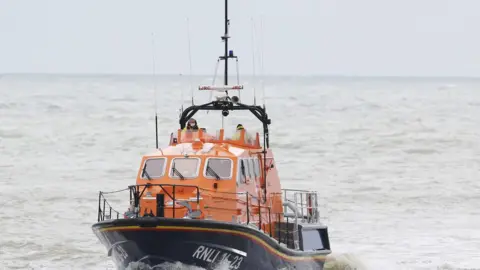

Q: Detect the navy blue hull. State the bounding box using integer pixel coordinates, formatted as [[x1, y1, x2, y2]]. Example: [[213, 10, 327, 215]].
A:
[[92, 217, 330, 270]]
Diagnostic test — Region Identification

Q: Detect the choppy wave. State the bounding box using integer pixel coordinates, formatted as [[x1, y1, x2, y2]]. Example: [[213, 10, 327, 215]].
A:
[[1, 75, 480, 269], [121, 254, 368, 270], [124, 260, 233, 270]]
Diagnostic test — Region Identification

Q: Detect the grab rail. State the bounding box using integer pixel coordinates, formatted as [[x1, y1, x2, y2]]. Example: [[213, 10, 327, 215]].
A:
[[96, 185, 277, 230], [282, 188, 320, 223], [96, 185, 315, 252], [130, 183, 201, 218], [97, 188, 129, 222]]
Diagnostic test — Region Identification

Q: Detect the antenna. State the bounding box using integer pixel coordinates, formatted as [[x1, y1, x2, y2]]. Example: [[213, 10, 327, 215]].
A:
[[219, 0, 238, 93], [259, 15, 266, 106], [186, 17, 194, 106], [206, 0, 240, 114], [251, 17, 257, 105], [222, 0, 229, 86], [151, 32, 159, 149]]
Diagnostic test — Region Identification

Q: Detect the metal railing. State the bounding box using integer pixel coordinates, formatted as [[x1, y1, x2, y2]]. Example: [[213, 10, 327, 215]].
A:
[[131, 183, 201, 218], [277, 189, 322, 250], [97, 188, 129, 222], [282, 188, 320, 223], [96, 185, 314, 252], [169, 128, 261, 148]]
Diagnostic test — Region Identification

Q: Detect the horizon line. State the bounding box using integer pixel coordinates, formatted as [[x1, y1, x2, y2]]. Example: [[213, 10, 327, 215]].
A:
[[1, 72, 480, 79]]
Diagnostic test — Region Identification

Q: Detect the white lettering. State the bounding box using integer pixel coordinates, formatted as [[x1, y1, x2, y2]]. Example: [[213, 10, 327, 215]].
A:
[[191, 245, 246, 269], [232, 256, 243, 269], [200, 247, 215, 261], [220, 252, 231, 261], [208, 250, 221, 263], [192, 245, 205, 258]]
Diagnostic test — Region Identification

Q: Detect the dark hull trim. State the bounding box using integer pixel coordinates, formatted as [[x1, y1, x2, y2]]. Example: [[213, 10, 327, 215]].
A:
[[92, 217, 330, 270]]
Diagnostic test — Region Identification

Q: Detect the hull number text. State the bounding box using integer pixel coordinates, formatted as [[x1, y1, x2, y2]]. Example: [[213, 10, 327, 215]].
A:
[[192, 245, 244, 269]]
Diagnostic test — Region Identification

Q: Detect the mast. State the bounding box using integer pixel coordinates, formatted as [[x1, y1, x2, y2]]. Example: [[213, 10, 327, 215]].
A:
[[221, 0, 234, 86], [224, 0, 228, 86], [180, 0, 271, 202]]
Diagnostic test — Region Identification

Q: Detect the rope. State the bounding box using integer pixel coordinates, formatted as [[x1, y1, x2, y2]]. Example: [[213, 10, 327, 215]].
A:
[[100, 187, 130, 195]]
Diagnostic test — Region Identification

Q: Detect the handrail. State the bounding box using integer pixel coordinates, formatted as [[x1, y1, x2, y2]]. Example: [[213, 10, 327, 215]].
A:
[[97, 190, 126, 222], [129, 183, 201, 218], [95, 185, 305, 250], [96, 186, 272, 222], [281, 188, 320, 224], [130, 183, 200, 202], [170, 128, 261, 148], [282, 188, 312, 192]]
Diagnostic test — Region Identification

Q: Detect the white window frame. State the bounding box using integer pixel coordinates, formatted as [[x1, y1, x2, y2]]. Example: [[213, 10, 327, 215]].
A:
[[203, 157, 234, 180], [140, 157, 167, 180], [168, 157, 201, 179]]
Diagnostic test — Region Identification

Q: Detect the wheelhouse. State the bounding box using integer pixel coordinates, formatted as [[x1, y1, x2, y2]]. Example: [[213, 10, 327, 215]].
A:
[[139, 155, 237, 183]]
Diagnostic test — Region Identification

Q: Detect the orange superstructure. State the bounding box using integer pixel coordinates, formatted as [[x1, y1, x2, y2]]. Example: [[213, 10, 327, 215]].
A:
[[133, 127, 285, 236]]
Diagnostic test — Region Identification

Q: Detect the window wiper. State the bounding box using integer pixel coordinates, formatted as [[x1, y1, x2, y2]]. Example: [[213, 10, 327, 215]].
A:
[[142, 163, 152, 180], [171, 163, 185, 180], [206, 165, 221, 180]]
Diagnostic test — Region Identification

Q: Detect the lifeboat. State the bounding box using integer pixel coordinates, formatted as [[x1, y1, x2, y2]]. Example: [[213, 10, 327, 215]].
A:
[[91, 2, 332, 269]]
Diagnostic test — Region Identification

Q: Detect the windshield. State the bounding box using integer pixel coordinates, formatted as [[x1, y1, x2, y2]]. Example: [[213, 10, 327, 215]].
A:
[[205, 158, 232, 179], [141, 158, 166, 179], [170, 158, 200, 179]]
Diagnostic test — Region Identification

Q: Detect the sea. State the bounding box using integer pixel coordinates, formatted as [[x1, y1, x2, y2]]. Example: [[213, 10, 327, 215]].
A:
[[0, 74, 479, 270]]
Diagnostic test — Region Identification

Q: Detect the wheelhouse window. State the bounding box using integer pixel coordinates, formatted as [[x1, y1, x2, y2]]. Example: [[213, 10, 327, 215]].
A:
[[169, 158, 200, 179], [248, 159, 256, 178], [141, 158, 167, 179], [246, 158, 253, 178], [253, 158, 260, 177], [238, 159, 247, 184], [204, 158, 232, 180]]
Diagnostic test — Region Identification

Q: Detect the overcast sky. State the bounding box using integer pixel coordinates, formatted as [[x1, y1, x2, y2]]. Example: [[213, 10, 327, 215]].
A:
[[1, 0, 479, 76]]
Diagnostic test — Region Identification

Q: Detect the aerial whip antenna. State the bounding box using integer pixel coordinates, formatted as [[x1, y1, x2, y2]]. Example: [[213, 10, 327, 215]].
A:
[[221, 0, 230, 130], [151, 32, 159, 149], [222, 0, 230, 87], [260, 15, 266, 107], [251, 17, 257, 105], [187, 17, 194, 106]]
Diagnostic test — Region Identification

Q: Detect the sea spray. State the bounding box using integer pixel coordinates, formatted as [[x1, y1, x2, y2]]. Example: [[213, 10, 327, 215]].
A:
[[324, 253, 369, 270]]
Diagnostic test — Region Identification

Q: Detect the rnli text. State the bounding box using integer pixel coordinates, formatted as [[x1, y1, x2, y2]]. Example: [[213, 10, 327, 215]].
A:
[[192, 245, 244, 269]]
